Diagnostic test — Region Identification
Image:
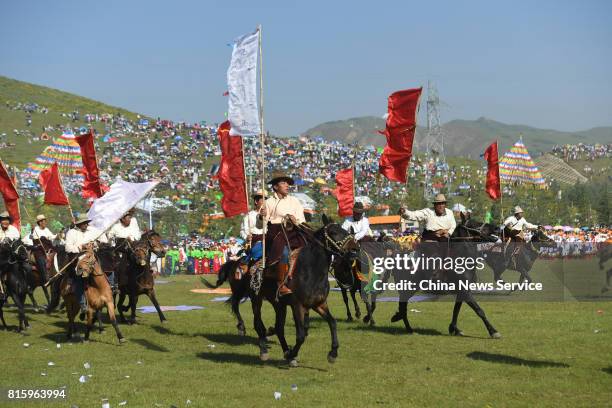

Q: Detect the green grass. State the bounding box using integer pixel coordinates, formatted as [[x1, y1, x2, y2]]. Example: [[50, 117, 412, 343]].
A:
[[1, 259, 611, 407]]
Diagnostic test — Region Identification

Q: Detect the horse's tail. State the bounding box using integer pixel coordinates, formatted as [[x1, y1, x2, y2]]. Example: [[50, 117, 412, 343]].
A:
[[200, 260, 236, 289], [46, 277, 62, 313]]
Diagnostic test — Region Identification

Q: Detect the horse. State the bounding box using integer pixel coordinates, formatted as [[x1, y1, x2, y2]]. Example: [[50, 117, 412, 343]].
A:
[[380, 217, 503, 338], [0, 239, 31, 331], [115, 231, 167, 324], [48, 246, 125, 343], [227, 216, 358, 366], [24, 238, 57, 310], [484, 227, 555, 284], [598, 243, 612, 292]]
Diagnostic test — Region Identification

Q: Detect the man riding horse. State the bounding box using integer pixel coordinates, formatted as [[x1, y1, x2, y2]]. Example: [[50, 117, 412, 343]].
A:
[[400, 193, 457, 242], [341, 202, 373, 242], [30, 214, 57, 284], [503, 206, 539, 267], [107, 209, 142, 294], [258, 171, 307, 296], [64, 214, 108, 316]]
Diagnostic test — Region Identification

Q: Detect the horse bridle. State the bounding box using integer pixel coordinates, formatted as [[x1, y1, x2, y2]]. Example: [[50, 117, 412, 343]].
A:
[[322, 224, 357, 257]]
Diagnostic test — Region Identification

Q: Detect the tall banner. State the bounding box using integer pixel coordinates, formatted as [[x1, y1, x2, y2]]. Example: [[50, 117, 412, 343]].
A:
[[333, 168, 354, 217], [38, 162, 70, 206], [75, 130, 104, 199], [87, 179, 158, 234], [484, 141, 501, 200], [0, 160, 20, 229], [227, 28, 261, 137], [217, 121, 248, 217], [378, 87, 422, 183]]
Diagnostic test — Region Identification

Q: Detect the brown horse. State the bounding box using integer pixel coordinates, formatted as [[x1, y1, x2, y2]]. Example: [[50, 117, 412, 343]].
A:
[[115, 231, 167, 324], [50, 247, 125, 343], [25, 241, 57, 309]]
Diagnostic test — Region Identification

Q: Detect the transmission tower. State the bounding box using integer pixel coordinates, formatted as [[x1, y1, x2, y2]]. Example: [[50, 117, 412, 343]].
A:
[[423, 81, 448, 201]]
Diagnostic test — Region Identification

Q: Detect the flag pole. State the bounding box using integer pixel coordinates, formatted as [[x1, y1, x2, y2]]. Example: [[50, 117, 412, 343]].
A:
[[10, 165, 27, 223], [257, 24, 266, 268]]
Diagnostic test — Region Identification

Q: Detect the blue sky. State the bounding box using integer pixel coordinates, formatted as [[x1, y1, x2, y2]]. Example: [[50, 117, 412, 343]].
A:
[[1, 0, 610, 135]]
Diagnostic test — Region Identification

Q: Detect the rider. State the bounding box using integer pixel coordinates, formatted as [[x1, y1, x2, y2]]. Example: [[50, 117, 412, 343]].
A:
[[107, 209, 142, 295], [240, 192, 265, 246], [31, 214, 57, 283], [65, 214, 108, 317], [341, 202, 373, 242], [503, 206, 538, 262], [0, 211, 20, 243], [258, 171, 306, 296], [399, 193, 457, 241]]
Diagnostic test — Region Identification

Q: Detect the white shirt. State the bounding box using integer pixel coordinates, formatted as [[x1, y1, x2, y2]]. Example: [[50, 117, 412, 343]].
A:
[[107, 219, 142, 241], [240, 210, 263, 239], [401, 208, 457, 235], [65, 226, 108, 253], [342, 216, 372, 240], [264, 193, 305, 225], [0, 225, 20, 242], [503, 216, 537, 231], [33, 226, 57, 241]]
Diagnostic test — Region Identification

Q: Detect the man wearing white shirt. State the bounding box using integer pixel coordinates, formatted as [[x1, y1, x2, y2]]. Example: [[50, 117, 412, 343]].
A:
[[107, 210, 142, 295], [400, 194, 456, 241], [342, 202, 372, 242], [65, 214, 108, 315], [502, 206, 539, 264], [107, 211, 142, 243], [31, 214, 57, 283], [240, 193, 265, 245], [0, 211, 20, 243]]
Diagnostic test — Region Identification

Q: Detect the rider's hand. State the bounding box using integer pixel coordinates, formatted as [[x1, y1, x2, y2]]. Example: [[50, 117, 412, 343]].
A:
[[288, 215, 298, 224], [259, 206, 267, 217]]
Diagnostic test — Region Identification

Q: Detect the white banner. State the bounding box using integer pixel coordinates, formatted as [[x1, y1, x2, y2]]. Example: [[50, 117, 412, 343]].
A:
[[87, 179, 159, 233], [227, 28, 260, 137]]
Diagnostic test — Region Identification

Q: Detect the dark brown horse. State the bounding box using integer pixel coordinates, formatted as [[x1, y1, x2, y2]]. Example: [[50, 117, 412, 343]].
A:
[[0, 239, 31, 331], [49, 246, 125, 343], [222, 216, 359, 366], [24, 239, 56, 309], [115, 231, 167, 324]]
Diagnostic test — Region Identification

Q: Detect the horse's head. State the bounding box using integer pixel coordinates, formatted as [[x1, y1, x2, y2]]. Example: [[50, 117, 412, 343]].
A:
[[132, 241, 150, 267], [456, 218, 499, 242], [531, 227, 555, 246], [143, 230, 166, 257], [10, 239, 29, 263], [76, 246, 100, 277], [320, 214, 360, 259]]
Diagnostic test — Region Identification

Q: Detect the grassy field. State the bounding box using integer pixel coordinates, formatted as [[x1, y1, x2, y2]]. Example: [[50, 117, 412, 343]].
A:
[[1, 260, 611, 408]]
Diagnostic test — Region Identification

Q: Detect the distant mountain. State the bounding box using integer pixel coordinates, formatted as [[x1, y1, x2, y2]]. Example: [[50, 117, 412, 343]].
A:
[[302, 116, 612, 158]]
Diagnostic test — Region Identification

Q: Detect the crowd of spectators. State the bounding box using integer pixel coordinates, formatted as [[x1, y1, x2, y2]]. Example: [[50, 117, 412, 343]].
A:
[[551, 143, 611, 162]]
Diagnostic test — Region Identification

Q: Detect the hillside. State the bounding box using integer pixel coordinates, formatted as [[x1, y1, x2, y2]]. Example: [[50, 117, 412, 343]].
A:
[[302, 116, 612, 158]]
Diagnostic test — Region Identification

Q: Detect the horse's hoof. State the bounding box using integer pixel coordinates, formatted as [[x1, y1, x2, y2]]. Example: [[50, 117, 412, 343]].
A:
[[327, 354, 337, 364], [369, 320, 376, 327], [160, 319, 168, 325], [238, 329, 246, 336], [355, 312, 362, 319], [119, 337, 127, 344], [363, 315, 371, 324], [265, 327, 275, 337], [491, 332, 502, 339], [289, 359, 299, 367], [260, 352, 270, 361], [346, 316, 353, 322]]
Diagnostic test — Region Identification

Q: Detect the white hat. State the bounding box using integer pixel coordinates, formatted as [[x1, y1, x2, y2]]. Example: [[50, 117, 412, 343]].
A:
[[432, 193, 447, 203], [514, 206, 524, 214], [36, 214, 47, 222]]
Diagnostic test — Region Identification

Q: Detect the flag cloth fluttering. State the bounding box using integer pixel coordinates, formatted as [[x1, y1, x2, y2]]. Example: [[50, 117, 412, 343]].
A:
[[0, 160, 20, 229], [75, 130, 104, 199], [227, 28, 260, 137], [38, 162, 70, 206], [217, 121, 248, 217], [378, 87, 422, 183], [499, 138, 545, 187], [87, 179, 158, 234], [483, 141, 501, 200], [333, 168, 354, 217]]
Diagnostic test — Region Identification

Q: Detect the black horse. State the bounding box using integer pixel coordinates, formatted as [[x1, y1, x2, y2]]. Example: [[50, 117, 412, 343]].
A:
[[484, 227, 555, 284], [381, 218, 503, 338], [0, 239, 31, 331], [214, 216, 358, 366]]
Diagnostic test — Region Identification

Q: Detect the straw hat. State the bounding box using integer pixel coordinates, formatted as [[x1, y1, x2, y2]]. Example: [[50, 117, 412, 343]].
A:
[[432, 193, 447, 204], [36, 214, 47, 223], [268, 171, 294, 186], [514, 206, 524, 214], [74, 214, 91, 225], [0, 211, 11, 221]]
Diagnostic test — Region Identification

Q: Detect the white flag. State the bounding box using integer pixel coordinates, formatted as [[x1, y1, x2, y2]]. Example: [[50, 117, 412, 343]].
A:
[[227, 28, 260, 137], [87, 179, 159, 233]]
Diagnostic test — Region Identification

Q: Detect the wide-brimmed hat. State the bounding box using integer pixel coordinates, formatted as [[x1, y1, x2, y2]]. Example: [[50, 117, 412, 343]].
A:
[[514, 206, 524, 214], [74, 214, 91, 225], [268, 171, 294, 186], [432, 193, 447, 204], [252, 190, 266, 201], [353, 201, 366, 213], [36, 214, 47, 223], [0, 211, 11, 221]]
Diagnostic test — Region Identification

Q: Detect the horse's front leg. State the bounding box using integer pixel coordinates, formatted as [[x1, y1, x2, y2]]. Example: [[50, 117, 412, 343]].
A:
[[449, 295, 464, 336], [313, 302, 339, 363], [463, 290, 501, 338], [147, 288, 167, 324], [351, 286, 361, 319], [273, 302, 289, 357], [250, 295, 268, 360], [286, 303, 307, 366], [340, 287, 352, 321]]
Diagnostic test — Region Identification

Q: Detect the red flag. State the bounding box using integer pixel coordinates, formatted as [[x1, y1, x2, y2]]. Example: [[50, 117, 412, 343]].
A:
[[332, 168, 354, 217], [75, 130, 104, 199], [217, 121, 248, 217], [0, 160, 20, 230], [38, 162, 70, 206], [483, 141, 501, 200], [378, 87, 422, 183]]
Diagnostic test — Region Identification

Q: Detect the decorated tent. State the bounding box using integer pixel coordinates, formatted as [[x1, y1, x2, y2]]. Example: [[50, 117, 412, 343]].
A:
[[26, 129, 83, 178], [499, 138, 546, 187]]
